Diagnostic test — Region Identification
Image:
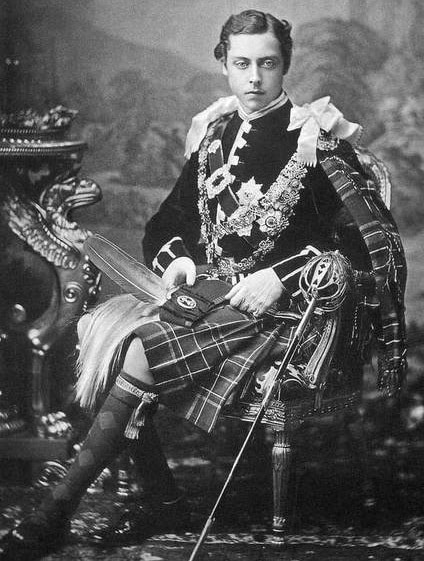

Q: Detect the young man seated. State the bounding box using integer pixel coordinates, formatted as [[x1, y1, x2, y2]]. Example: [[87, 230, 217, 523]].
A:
[[0, 9, 406, 561]]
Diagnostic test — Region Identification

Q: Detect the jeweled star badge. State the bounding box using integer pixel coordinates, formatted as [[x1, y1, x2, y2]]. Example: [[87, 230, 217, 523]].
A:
[[238, 178, 263, 206]]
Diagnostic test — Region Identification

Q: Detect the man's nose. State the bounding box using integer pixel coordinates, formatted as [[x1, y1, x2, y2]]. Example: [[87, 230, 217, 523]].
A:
[[249, 65, 261, 87]]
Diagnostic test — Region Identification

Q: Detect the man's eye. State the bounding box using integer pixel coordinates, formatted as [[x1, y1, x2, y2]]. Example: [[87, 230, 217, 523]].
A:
[[234, 61, 248, 69], [262, 60, 276, 69]]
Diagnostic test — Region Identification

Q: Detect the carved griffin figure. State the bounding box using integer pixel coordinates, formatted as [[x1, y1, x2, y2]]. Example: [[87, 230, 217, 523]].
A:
[[0, 175, 102, 435]]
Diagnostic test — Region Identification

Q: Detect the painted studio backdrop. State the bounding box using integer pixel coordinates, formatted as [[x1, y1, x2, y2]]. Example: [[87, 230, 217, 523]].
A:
[[0, 0, 423, 504]]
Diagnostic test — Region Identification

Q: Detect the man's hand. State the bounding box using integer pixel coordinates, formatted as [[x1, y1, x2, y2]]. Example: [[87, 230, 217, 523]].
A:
[[225, 268, 284, 316], [162, 256, 196, 290]]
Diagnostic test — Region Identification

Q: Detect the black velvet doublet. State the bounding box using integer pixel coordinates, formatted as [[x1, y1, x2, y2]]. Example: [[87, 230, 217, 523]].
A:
[[143, 101, 346, 271]]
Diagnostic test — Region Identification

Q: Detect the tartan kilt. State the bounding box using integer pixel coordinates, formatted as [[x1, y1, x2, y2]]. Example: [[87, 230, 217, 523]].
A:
[[135, 304, 323, 433]]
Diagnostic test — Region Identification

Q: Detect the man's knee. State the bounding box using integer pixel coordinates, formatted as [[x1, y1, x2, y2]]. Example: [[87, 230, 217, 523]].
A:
[[123, 337, 153, 384]]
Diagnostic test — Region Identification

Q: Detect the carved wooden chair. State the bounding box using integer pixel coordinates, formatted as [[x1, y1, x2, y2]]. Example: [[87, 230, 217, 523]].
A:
[[223, 146, 392, 537]]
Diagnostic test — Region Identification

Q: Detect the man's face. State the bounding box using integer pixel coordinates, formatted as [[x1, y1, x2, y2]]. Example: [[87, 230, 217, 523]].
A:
[[223, 31, 284, 114]]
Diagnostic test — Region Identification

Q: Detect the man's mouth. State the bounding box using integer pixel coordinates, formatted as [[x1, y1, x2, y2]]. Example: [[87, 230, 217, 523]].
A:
[[246, 90, 265, 95]]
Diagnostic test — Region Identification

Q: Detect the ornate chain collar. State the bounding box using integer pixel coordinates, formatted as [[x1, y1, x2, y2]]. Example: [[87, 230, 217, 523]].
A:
[[197, 119, 308, 273]]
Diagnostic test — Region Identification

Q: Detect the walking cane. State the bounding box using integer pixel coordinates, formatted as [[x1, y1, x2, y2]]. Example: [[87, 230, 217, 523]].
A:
[[188, 251, 351, 561]]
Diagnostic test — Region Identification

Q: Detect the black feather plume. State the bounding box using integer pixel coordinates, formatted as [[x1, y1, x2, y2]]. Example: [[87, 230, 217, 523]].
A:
[[84, 234, 167, 304]]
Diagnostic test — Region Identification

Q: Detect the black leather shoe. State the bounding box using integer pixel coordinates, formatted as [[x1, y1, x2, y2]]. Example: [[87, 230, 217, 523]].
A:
[[0, 514, 70, 561], [90, 496, 191, 546]]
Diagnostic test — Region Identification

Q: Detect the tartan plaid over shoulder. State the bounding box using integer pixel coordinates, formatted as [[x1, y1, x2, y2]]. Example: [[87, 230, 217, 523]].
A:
[[318, 142, 407, 395]]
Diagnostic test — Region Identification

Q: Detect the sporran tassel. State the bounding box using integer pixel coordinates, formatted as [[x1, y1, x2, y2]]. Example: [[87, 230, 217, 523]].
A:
[[124, 392, 159, 440]]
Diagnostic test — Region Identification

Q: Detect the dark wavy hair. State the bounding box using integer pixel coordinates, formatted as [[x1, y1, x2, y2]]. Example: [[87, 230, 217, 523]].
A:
[[214, 10, 293, 75]]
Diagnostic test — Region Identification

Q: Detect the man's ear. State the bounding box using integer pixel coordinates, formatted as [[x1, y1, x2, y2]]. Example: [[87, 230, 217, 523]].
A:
[[221, 61, 228, 77]]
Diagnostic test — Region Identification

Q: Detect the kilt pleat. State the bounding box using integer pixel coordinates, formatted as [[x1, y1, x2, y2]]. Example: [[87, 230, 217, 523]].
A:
[[135, 305, 301, 432]]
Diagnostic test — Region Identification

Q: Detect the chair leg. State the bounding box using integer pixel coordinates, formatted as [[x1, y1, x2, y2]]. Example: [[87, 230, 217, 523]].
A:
[[272, 429, 293, 535]]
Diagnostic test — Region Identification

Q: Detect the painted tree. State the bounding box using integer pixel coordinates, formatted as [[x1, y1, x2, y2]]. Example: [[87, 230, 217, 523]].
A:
[[410, 0, 424, 60], [367, 3, 424, 235], [118, 120, 185, 186], [287, 18, 389, 142]]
